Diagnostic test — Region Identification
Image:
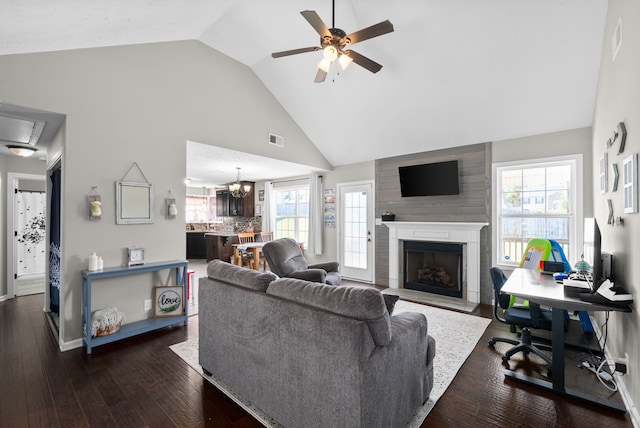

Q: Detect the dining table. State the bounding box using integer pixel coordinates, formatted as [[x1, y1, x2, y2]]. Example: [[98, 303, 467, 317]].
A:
[[233, 242, 266, 271], [232, 241, 305, 271]]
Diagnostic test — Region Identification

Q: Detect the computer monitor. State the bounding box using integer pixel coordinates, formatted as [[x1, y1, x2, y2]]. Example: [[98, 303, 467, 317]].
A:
[[583, 217, 603, 292]]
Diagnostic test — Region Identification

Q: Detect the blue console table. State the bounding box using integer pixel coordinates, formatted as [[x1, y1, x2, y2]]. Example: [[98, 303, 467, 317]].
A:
[[82, 260, 189, 354]]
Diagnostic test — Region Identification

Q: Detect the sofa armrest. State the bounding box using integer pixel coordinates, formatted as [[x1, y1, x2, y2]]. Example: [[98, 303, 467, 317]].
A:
[[361, 311, 433, 427], [308, 261, 340, 272], [286, 268, 327, 283]]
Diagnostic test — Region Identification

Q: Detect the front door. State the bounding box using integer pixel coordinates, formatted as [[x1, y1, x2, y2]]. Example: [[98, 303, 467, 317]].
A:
[[338, 181, 374, 282]]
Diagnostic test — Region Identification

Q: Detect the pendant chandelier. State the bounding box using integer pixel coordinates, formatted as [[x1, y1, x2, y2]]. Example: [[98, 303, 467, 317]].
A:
[[229, 167, 251, 198]]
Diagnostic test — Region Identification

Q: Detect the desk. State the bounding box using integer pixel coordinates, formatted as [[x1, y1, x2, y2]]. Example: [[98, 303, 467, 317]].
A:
[[501, 268, 630, 412], [233, 242, 305, 270]]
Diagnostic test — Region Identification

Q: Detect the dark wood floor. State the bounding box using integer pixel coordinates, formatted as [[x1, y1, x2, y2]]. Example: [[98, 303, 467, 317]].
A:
[[0, 293, 633, 427]]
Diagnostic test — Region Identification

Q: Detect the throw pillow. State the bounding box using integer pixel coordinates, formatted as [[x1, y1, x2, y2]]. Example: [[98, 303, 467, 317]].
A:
[[383, 294, 400, 315]]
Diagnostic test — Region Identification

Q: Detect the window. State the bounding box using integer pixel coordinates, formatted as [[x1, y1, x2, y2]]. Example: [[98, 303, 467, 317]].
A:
[[185, 194, 216, 222], [274, 185, 309, 243], [493, 156, 582, 267]]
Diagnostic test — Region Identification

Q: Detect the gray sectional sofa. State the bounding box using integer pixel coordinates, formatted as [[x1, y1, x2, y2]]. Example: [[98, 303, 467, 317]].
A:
[[199, 260, 435, 428]]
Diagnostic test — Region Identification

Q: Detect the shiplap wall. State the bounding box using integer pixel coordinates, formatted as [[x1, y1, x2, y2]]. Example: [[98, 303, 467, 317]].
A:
[[375, 142, 493, 304]]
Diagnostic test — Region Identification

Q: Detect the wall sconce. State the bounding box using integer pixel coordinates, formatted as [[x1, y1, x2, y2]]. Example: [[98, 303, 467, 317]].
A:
[[166, 190, 177, 219], [88, 186, 102, 220]]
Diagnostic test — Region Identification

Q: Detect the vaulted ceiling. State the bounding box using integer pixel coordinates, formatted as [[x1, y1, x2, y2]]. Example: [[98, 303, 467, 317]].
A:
[[0, 1, 607, 169]]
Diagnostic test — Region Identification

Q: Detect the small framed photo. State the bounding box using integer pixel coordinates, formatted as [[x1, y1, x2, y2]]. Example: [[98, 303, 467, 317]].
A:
[[623, 153, 638, 214], [599, 152, 608, 193], [154, 286, 184, 317]]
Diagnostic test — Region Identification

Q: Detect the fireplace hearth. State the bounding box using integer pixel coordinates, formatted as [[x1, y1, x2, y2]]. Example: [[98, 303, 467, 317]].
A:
[[383, 221, 488, 305], [404, 241, 463, 298]]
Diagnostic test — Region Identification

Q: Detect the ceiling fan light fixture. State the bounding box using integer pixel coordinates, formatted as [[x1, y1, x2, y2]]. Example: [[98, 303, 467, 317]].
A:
[[318, 58, 332, 73], [339, 53, 353, 70], [322, 45, 338, 62], [7, 145, 38, 157]]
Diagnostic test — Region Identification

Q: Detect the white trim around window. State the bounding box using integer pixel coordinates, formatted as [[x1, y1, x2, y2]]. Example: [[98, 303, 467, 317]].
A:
[[492, 154, 584, 269]]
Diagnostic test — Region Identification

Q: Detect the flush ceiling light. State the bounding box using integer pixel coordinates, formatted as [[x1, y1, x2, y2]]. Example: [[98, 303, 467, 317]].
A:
[[7, 145, 38, 157]]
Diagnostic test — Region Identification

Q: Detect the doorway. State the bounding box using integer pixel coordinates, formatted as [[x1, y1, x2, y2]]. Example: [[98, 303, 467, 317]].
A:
[[338, 181, 374, 282], [7, 173, 46, 297]]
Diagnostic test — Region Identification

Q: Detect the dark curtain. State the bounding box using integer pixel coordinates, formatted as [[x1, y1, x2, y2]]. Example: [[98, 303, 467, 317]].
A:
[[49, 167, 61, 314]]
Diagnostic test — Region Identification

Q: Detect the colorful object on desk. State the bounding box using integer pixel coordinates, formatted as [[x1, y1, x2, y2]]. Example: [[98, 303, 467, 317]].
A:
[[554, 272, 568, 281], [519, 238, 593, 333], [520, 238, 570, 273]]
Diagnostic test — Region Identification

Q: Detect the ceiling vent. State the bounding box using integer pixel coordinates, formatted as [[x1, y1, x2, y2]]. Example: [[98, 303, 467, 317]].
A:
[[0, 114, 46, 146], [268, 132, 284, 148]]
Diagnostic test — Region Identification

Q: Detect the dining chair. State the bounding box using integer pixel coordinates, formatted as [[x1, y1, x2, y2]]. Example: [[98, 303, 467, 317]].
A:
[[260, 232, 274, 242], [237, 232, 256, 268], [257, 232, 274, 270]]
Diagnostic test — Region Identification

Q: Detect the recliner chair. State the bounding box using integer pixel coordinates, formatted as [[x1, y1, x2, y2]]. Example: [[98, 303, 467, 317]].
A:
[[262, 238, 341, 285], [488, 267, 554, 367]]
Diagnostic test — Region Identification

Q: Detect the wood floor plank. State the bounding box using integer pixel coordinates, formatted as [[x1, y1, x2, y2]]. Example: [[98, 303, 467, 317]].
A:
[[0, 293, 634, 427]]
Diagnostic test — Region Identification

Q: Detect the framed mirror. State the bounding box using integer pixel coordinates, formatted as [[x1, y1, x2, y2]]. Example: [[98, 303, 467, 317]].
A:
[[116, 181, 154, 224]]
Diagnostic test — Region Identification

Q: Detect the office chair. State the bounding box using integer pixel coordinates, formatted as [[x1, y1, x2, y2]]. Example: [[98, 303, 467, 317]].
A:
[[488, 267, 554, 367]]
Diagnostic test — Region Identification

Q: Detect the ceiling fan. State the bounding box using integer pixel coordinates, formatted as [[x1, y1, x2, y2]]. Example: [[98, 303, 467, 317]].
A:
[[271, 1, 394, 83]]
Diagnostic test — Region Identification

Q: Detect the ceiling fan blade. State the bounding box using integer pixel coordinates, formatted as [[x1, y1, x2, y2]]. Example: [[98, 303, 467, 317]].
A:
[[314, 68, 328, 83], [344, 20, 394, 45], [301, 10, 331, 38], [344, 50, 383, 73], [272, 46, 320, 58]]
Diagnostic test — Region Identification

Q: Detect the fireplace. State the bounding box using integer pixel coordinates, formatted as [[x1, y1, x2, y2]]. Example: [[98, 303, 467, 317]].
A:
[[404, 241, 463, 298], [383, 221, 488, 305]]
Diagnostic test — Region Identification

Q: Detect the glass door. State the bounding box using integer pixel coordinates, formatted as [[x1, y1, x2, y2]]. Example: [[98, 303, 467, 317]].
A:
[[338, 181, 374, 282]]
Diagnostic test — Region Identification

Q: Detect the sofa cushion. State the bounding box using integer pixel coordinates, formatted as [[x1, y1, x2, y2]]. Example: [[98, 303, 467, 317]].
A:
[[383, 294, 400, 315], [266, 278, 392, 346], [206, 259, 278, 292]]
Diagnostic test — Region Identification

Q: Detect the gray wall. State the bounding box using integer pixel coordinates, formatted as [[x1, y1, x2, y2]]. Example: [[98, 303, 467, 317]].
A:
[[311, 161, 376, 266], [592, 0, 640, 411], [374, 143, 493, 303], [492, 127, 593, 219], [0, 40, 332, 345]]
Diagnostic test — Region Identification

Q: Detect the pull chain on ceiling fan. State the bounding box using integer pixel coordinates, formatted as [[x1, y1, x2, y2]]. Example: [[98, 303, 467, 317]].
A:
[[271, 0, 394, 83]]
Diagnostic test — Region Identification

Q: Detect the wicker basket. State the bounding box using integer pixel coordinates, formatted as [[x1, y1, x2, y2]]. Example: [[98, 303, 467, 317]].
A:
[[95, 322, 122, 337], [91, 307, 126, 337]]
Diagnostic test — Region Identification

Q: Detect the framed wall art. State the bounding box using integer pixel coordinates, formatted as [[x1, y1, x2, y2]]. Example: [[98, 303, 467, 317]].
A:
[[599, 152, 608, 193], [154, 286, 184, 317], [623, 153, 638, 214]]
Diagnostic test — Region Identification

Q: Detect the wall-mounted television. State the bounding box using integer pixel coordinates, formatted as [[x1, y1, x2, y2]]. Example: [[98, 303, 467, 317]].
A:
[[399, 160, 460, 197]]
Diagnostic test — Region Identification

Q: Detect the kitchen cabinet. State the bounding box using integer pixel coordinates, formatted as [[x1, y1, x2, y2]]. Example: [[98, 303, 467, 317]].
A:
[[216, 184, 255, 217], [186, 232, 206, 259]]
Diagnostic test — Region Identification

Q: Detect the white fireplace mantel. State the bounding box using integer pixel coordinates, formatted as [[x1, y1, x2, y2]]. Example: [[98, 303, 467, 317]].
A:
[[383, 221, 488, 304]]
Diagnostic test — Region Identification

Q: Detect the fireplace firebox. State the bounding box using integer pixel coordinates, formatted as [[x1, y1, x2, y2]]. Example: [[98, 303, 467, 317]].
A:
[[403, 241, 463, 298]]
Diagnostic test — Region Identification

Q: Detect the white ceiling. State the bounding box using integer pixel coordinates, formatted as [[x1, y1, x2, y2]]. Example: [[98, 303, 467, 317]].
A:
[[0, 1, 607, 180], [186, 141, 324, 188]]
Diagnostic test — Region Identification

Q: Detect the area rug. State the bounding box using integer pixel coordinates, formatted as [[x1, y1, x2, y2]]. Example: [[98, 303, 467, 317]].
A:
[[169, 300, 491, 427]]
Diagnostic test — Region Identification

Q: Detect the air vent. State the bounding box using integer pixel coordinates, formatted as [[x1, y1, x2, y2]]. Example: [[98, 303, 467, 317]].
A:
[[0, 115, 45, 145], [268, 132, 284, 148]]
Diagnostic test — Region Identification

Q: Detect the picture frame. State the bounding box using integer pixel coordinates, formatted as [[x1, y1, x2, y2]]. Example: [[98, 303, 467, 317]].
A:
[[623, 153, 638, 214], [599, 152, 608, 194], [154, 286, 184, 317]]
